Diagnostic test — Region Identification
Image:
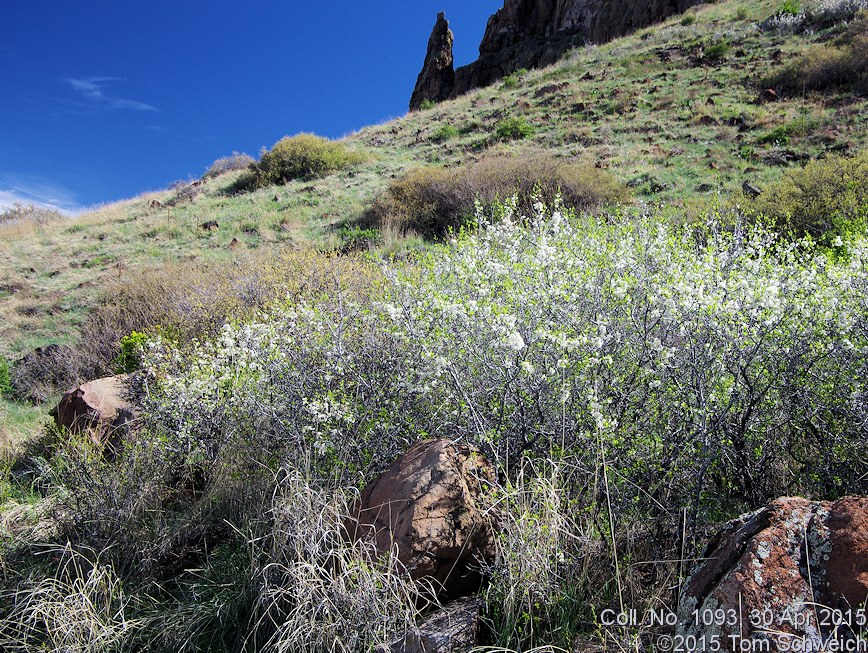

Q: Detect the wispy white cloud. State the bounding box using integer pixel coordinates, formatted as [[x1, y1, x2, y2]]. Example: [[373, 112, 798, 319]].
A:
[[0, 175, 84, 215], [65, 76, 157, 112], [146, 125, 212, 144]]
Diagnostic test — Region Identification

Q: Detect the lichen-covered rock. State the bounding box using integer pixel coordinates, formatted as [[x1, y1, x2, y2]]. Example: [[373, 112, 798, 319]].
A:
[[678, 496, 868, 652], [409, 13, 455, 111], [349, 440, 496, 599]]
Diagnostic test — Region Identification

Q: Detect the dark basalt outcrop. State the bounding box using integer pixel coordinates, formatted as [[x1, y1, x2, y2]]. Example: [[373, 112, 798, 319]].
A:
[[409, 12, 456, 111], [411, 0, 703, 109]]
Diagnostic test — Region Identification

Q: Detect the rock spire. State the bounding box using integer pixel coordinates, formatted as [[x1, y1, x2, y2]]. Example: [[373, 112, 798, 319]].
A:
[[409, 12, 455, 111]]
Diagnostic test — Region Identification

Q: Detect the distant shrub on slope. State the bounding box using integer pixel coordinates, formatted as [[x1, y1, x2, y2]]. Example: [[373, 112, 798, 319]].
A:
[[251, 133, 367, 188], [494, 116, 534, 141], [0, 203, 64, 227], [367, 152, 630, 239], [742, 151, 867, 238], [202, 151, 255, 179], [766, 10, 868, 94]]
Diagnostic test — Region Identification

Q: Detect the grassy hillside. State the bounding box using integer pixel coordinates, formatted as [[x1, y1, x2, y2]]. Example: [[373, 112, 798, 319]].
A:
[[0, 0, 866, 650]]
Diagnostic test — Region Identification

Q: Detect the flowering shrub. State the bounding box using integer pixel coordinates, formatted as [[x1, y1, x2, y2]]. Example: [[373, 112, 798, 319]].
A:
[[136, 198, 868, 647], [760, 0, 867, 31], [0, 203, 64, 227], [143, 198, 868, 521], [807, 0, 868, 26]]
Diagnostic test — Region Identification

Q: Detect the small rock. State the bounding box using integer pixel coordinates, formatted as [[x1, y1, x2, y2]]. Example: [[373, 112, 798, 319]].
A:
[[376, 597, 481, 653], [761, 88, 779, 103], [763, 152, 788, 166], [533, 82, 569, 98], [200, 220, 219, 231], [695, 183, 714, 192], [742, 181, 762, 198]]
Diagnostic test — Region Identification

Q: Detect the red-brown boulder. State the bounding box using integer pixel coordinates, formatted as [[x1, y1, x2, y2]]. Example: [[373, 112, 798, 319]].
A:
[[350, 440, 496, 599], [678, 496, 868, 652], [50, 374, 137, 451]]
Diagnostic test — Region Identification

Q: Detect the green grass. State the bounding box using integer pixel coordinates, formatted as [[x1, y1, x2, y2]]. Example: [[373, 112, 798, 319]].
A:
[[0, 396, 50, 470]]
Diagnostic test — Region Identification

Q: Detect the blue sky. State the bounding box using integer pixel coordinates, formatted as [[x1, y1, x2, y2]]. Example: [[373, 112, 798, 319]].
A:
[[1, 1, 502, 213]]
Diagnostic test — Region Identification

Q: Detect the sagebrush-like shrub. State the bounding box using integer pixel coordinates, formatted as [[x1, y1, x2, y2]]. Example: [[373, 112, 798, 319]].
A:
[[366, 152, 630, 238], [741, 150, 868, 237], [495, 116, 534, 141], [202, 151, 255, 179], [251, 134, 366, 187]]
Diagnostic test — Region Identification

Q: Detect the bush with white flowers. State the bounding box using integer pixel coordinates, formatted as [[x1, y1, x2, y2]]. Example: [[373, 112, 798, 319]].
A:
[[142, 198, 868, 531]]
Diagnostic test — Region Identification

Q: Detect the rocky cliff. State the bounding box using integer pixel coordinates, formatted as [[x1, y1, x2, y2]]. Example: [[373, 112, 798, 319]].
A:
[[409, 12, 456, 111], [410, 0, 703, 109]]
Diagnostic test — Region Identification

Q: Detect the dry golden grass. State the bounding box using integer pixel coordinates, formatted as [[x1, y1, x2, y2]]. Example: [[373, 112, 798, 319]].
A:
[[77, 248, 386, 375]]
